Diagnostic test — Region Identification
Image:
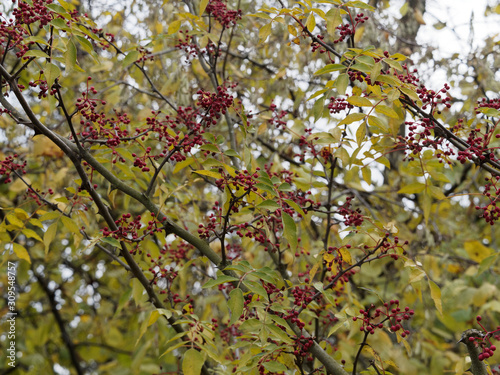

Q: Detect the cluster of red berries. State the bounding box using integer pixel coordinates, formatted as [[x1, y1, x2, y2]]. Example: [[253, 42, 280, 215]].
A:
[[338, 196, 364, 227], [268, 102, 288, 129], [477, 176, 500, 224], [175, 30, 198, 59], [206, 0, 242, 28], [12, 0, 53, 28], [310, 34, 326, 53], [27, 72, 51, 98], [0, 154, 26, 184], [292, 335, 316, 358], [332, 13, 369, 44], [473, 316, 499, 361], [328, 97, 354, 114], [475, 98, 500, 114], [147, 107, 205, 163], [196, 86, 235, 125], [135, 46, 154, 63], [353, 300, 414, 337], [102, 213, 166, 247]]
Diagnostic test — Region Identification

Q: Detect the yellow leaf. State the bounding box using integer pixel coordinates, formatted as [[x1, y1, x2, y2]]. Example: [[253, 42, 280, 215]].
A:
[[347, 96, 372, 107], [168, 20, 182, 35], [44, 222, 58, 254], [306, 13, 316, 32], [13, 243, 31, 264], [354, 25, 364, 43], [61, 216, 81, 234], [259, 23, 272, 42], [193, 170, 223, 179], [33, 135, 65, 158], [464, 240, 492, 263], [428, 279, 442, 315], [182, 348, 204, 375], [398, 182, 425, 194], [414, 8, 426, 25], [338, 247, 352, 264], [200, 0, 209, 15]]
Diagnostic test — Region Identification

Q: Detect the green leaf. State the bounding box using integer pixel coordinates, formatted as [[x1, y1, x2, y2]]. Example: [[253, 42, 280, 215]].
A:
[[477, 253, 500, 275], [312, 97, 325, 123], [256, 199, 281, 211], [228, 289, 244, 325], [50, 18, 70, 30], [182, 348, 205, 375], [243, 280, 268, 301], [61, 215, 80, 234], [254, 182, 277, 197], [398, 183, 425, 194], [122, 50, 139, 67], [370, 62, 382, 84], [282, 212, 297, 251], [326, 8, 342, 36], [284, 199, 306, 218], [336, 73, 349, 95], [263, 361, 287, 373], [266, 324, 293, 344], [75, 35, 95, 55], [23, 50, 50, 59], [384, 58, 403, 72], [259, 23, 272, 42], [239, 318, 263, 332], [101, 237, 121, 247], [202, 275, 239, 289], [314, 64, 346, 75], [6, 213, 24, 228], [64, 39, 78, 73]]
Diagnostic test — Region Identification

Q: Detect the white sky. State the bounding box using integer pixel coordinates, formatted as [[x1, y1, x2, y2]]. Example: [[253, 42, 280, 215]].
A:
[[415, 0, 500, 56]]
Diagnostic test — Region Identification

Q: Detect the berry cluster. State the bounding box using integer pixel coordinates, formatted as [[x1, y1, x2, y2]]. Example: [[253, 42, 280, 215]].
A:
[[338, 196, 364, 227], [268, 102, 288, 129], [196, 85, 235, 125], [328, 97, 354, 114], [135, 46, 154, 63], [0, 154, 26, 184], [175, 30, 198, 60], [332, 13, 369, 44], [478, 176, 500, 224], [471, 316, 500, 361], [206, 0, 242, 28], [475, 98, 500, 114], [353, 300, 414, 337], [292, 335, 316, 359]]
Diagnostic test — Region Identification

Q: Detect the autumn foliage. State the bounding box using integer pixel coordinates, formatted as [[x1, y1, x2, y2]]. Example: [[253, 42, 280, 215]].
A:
[[1, 0, 500, 374]]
